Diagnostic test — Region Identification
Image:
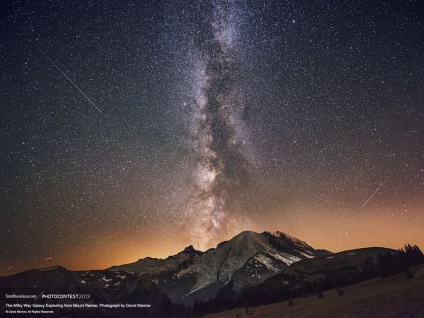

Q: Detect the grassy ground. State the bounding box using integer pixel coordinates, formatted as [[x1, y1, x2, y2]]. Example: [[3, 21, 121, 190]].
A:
[[204, 264, 424, 318]]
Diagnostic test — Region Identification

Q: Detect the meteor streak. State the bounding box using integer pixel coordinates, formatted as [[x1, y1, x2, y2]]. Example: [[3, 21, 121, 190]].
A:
[[362, 176, 390, 208], [35, 44, 103, 114]]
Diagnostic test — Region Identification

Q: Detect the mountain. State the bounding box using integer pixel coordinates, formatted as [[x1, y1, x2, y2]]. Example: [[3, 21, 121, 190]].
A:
[[108, 230, 329, 303], [0, 230, 331, 309], [0, 231, 409, 317]]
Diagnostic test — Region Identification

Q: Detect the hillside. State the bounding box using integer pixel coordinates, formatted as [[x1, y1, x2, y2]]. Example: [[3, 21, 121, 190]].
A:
[[204, 264, 424, 318]]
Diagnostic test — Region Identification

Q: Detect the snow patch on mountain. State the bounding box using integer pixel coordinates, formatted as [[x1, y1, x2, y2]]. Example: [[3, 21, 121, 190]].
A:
[[253, 253, 280, 272], [101, 276, 112, 282]]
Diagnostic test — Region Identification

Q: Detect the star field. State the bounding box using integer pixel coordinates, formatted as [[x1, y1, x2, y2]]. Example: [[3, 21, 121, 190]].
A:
[[1, 0, 423, 275]]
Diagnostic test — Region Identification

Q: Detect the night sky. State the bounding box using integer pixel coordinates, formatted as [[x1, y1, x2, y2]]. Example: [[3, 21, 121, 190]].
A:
[[1, 0, 423, 275]]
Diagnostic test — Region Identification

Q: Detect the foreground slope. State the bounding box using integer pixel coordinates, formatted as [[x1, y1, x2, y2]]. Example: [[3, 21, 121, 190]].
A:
[[205, 264, 424, 318]]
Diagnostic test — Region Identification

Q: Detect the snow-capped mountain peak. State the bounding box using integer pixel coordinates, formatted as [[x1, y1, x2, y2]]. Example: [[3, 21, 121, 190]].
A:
[[108, 230, 329, 304]]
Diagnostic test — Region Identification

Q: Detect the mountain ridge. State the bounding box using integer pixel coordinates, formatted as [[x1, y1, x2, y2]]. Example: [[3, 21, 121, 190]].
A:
[[109, 230, 326, 272], [5, 229, 398, 308]]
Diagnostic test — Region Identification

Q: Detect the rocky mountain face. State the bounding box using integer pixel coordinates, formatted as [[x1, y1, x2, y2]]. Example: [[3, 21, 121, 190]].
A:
[[108, 230, 329, 303]]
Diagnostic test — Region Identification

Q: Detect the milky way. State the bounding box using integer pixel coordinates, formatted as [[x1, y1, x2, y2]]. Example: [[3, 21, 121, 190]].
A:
[[185, 0, 251, 249]]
